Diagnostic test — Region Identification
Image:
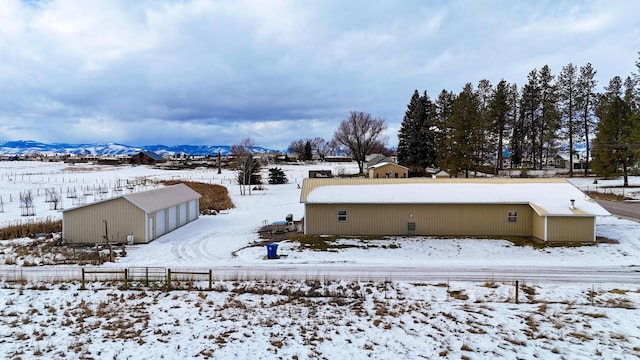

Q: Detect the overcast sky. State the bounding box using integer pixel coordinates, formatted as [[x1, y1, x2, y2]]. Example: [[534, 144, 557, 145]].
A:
[[0, 0, 638, 150]]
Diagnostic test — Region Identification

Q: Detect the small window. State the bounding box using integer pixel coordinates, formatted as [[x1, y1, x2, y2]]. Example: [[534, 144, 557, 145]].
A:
[[507, 211, 518, 223], [337, 210, 347, 222], [407, 222, 416, 231]]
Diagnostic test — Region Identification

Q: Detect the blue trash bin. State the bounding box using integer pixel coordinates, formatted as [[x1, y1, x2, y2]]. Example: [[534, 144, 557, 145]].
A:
[[266, 243, 278, 259]]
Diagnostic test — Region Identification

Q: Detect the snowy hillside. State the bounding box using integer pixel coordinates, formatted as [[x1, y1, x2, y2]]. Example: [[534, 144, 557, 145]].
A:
[[0, 140, 280, 156]]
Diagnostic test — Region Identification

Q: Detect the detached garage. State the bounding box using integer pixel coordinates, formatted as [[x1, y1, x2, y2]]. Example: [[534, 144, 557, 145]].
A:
[[300, 178, 610, 243], [63, 184, 201, 245]]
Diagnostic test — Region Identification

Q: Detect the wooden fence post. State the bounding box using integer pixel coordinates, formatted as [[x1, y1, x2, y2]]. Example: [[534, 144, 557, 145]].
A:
[[167, 269, 171, 290], [208, 269, 212, 290], [515, 280, 519, 304], [81, 268, 85, 290], [124, 268, 128, 290]]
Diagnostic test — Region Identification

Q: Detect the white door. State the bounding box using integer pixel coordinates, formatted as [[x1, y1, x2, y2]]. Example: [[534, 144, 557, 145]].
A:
[[179, 203, 187, 226], [155, 209, 166, 237], [168, 206, 177, 231], [189, 200, 198, 221]]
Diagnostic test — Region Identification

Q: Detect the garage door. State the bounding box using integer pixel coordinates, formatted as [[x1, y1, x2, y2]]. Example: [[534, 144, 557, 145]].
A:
[[168, 206, 177, 231], [179, 203, 187, 226], [189, 200, 198, 221], [155, 209, 166, 237]]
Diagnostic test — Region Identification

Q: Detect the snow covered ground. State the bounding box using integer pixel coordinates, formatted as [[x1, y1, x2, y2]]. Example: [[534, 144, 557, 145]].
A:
[[1, 160, 640, 359]]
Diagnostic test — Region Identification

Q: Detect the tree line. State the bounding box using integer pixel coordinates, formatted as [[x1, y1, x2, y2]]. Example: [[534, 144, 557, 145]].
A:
[[397, 54, 640, 180]]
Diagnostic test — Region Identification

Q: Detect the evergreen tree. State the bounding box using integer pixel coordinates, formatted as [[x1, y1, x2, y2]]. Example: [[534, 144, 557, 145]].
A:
[[538, 65, 560, 169], [268, 167, 288, 184], [592, 76, 635, 185], [304, 140, 313, 161], [558, 63, 580, 176], [441, 83, 480, 177], [488, 79, 510, 173], [577, 63, 598, 175], [435, 89, 455, 169], [475, 79, 494, 169], [519, 70, 541, 168], [507, 83, 522, 168], [397, 90, 437, 174]]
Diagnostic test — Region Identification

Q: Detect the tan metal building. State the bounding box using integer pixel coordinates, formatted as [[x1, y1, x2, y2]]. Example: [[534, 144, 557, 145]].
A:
[[62, 184, 201, 245], [368, 162, 409, 178], [300, 178, 610, 243]]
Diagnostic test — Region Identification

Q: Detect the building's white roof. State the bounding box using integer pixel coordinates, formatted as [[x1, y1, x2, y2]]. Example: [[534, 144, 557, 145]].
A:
[[368, 162, 408, 170], [63, 183, 201, 214], [124, 184, 201, 214], [304, 180, 610, 216]]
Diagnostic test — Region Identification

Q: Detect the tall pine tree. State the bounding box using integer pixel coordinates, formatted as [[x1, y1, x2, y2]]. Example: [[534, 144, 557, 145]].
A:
[[558, 63, 579, 176], [441, 83, 480, 178], [592, 76, 634, 185], [397, 90, 437, 174], [577, 63, 598, 175], [488, 80, 510, 174]]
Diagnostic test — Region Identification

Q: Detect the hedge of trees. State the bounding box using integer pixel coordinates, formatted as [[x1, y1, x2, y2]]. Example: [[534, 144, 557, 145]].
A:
[[397, 55, 640, 180]]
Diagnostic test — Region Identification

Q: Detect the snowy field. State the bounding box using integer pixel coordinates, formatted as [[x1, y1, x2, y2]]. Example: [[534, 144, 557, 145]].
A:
[[1, 160, 640, 359]]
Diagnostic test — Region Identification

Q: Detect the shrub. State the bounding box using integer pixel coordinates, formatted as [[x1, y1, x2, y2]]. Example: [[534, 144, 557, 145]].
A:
[[268, 167, 288, 184]]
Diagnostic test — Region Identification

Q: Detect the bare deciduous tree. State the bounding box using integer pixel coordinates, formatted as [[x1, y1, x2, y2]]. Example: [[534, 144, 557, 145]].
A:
[[20, 189, 35, 216], [47, 188, 63, 210], [287, 139, 306, 160], [232, 138, 261, 195], [333, 111, 388, 174]]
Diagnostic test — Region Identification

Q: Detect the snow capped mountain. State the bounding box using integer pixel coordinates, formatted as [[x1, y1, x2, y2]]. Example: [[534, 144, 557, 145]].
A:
[[0, 140, 281, 156]]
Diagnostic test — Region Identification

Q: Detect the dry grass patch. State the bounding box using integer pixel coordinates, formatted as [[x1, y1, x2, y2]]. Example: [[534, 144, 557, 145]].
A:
[[0, 217, 61, 240], [161, 180, 234, 213]]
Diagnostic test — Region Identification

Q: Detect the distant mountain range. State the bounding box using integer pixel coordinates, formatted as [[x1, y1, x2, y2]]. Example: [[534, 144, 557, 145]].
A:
[[0, 140, 281, 156]]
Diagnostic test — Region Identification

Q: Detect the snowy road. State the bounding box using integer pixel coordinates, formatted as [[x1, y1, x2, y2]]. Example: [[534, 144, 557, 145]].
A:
[[3, 264, 640, 285]]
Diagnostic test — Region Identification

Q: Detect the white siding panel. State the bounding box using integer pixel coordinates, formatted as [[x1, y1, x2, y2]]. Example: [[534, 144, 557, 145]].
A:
[[168, 206, 177, 231], [189, 200, 197, 221], [179, 203, 187, 226], [155, 209, 166, 237]]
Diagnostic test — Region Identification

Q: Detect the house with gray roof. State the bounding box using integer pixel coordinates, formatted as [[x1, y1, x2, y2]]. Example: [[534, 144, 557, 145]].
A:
[[62, 184, 201, 245], [130, 151, 166, 165]]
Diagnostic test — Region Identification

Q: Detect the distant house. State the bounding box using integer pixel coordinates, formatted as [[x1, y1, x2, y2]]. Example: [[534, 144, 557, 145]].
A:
[[554, 153, 588, 170], [309, 170, 333, 178], [130, 151, 166, 165], [432, 170, 450, 179], [300, 178, 609, 243], [62, 184, 201, 245], [368, 162, 408, 178], [365, 154, 391, 168]]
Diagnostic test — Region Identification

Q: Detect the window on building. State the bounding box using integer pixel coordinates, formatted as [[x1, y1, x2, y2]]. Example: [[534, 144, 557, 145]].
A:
[[407, 222, 416, 231], [507, 211, 518, 223], [337, 210, 347, 222]]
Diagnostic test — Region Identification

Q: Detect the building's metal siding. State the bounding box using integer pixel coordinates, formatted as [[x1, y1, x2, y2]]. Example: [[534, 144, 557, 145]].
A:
[[368, 163, 408, 178], [305, 203, 532, 236], [531, 212, 546, 241], [546, 216, 595, 242], [63, 198, 145, 244]]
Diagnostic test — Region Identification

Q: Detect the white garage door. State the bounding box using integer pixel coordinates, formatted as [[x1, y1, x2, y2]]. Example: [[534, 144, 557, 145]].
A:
[[155, 209, 166, 237], [179, 203, 187, 226], [168, 206, 177, 231], [189, 200, 198, 221]]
